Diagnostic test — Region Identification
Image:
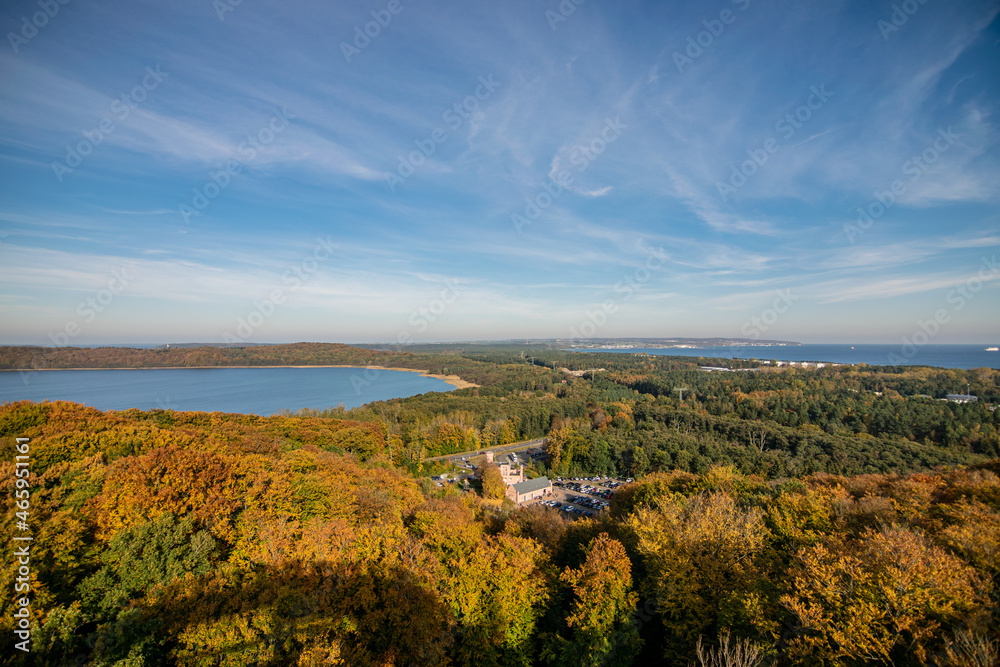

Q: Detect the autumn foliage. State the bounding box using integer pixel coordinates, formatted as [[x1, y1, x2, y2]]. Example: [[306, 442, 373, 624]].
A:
[[1, 399, 998, 665]]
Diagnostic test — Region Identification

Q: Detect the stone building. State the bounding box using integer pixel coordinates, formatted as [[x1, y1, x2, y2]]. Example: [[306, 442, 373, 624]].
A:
[[506, 476, 552, 504]]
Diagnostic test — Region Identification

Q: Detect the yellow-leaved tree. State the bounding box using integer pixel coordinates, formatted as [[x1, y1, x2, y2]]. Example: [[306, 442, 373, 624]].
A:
[[442, 533, 550, 667], [481, 463, 507, 501], [542, 533, 641, 666], [781, 525, 986, 664], [626, 490, 769, 660]]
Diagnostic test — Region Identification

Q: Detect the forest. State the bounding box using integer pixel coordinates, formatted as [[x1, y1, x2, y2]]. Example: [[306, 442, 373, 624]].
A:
[[1, 342, 998, 665]]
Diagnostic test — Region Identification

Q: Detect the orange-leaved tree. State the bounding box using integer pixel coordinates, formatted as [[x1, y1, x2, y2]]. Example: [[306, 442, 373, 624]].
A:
[[781, 525, 987, 664]]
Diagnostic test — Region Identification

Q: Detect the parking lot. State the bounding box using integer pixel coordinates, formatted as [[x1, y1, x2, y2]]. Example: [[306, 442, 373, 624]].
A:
[[529, 476, 632, 518]]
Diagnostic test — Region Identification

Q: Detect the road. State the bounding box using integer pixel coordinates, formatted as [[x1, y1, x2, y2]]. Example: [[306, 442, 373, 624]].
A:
[[421, 437, 548, 464]]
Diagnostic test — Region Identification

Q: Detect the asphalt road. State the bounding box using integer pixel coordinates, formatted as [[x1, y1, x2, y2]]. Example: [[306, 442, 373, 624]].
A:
[[421, 437, 548, 465]]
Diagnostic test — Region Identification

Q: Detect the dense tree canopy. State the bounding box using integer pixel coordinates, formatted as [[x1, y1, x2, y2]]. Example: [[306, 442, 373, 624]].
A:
[[2, 343, 998, 664]]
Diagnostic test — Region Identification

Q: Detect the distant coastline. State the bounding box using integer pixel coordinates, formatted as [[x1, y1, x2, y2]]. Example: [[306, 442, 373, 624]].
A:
[[558, 337, 801, 350], [570, 344, 1000, 371]]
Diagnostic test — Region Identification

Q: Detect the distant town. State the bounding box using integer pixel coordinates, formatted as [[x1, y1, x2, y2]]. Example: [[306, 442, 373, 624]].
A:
[[554, 337, 801, 349]]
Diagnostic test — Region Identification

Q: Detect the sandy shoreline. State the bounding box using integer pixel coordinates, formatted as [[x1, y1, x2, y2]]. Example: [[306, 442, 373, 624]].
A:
[[0, 365, 479, 390]]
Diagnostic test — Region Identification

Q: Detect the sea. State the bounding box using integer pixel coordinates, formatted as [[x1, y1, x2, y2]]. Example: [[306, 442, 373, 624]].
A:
[[570, 344, 1000, 370], [0, 367, 456, 416]]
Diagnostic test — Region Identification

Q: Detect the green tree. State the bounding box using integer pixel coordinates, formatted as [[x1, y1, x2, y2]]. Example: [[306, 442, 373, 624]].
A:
[[543, 533, 641, 666], [74, 513, 217, 664], [79, 513, 216, 617]]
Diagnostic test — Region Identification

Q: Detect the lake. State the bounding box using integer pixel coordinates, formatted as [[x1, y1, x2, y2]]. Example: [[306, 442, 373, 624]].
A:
[[0, 367, 456, 416], [570, 344, 1000, 370]]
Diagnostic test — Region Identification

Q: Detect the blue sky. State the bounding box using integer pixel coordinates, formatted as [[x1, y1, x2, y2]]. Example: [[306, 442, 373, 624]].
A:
[[1, 0, 998, 346]]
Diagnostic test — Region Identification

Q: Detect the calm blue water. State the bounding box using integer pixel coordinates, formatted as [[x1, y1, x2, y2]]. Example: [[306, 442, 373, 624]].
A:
[[571, 344, 1000, 370], [0, 367, 455, 415]]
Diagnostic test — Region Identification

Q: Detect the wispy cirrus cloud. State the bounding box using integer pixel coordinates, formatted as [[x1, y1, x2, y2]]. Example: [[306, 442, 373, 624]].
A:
[[1, 0, 998, 344]]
